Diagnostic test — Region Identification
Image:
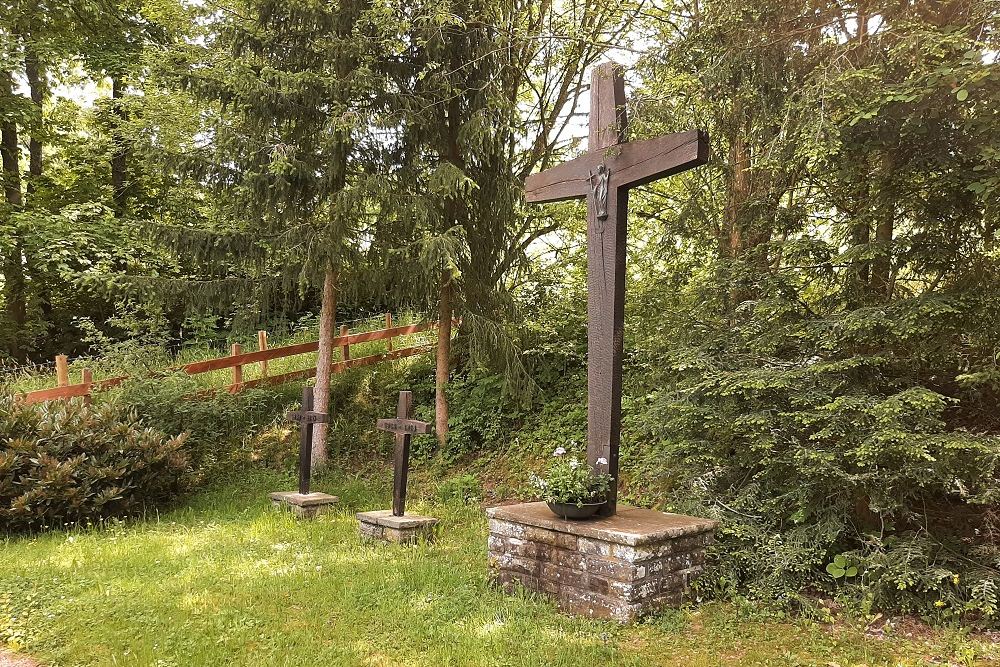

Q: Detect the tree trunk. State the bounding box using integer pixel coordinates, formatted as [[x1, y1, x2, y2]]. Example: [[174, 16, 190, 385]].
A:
[[435, 270, 452, 447], [24, 48, 43, 198], [723, 106, 752, 260], [847, 218, 871, 305], [871, 153, 894, 300], [25, 46, 54, 326], [871, 216, 894, 300], [1, 69, 27, 357], [0, 72, 22, 209], [111, 76, 129, 218], [311, 268, 338, 468], [721, 101, 753, 309]]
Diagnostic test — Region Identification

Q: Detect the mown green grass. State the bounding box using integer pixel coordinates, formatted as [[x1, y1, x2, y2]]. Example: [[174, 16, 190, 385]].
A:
[[1, 468, 996, 667]]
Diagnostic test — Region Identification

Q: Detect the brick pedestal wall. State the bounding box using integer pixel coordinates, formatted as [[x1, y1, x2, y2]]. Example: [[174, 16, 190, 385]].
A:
[[357, 510, 437, 545], [487, 502, 717, 622]]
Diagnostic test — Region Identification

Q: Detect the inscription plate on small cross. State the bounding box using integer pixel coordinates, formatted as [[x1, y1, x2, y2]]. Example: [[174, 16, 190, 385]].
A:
[[287, 411, 329, 425], [376, 418, 432, 435]]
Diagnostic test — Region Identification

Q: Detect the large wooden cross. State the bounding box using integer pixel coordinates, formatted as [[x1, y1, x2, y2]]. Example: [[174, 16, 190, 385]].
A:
[[524, 62, 710, 517], [286, 386, 329, 495], [377, 391, 432, 516]]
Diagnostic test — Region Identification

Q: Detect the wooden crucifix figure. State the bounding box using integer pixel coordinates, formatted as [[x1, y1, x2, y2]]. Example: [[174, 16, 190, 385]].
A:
[[286, 386, 329, 495], [376, 391, 432, 516], [524, 62, 710, 517]]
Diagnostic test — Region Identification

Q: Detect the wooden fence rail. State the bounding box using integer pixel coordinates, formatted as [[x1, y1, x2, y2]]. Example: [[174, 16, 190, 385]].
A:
[[19, 316, 442, 406]]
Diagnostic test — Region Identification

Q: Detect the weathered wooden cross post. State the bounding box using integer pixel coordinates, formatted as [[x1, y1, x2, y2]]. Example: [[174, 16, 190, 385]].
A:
[[357, 390, 438, 543], [377, 390, 433, 516], [487, 62, 718, 621], [524, 62, 710, 516], [287, 386, 327, 495], [268, 386, 339, 518]]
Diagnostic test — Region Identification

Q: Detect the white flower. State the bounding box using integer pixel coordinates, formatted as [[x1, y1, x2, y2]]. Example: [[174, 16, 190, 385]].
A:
[[596, 457, 608, 466], [569, 459, 580, 469], [553, 447, 567, 457]]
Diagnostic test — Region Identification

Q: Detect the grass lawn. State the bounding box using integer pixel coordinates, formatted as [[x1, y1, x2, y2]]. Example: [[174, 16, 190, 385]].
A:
[[1, 468, 996, 667]]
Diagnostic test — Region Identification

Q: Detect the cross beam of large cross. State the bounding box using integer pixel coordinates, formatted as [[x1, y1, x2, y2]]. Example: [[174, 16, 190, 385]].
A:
[[525, 62, 709, 517], [377, 391, 432, 517]]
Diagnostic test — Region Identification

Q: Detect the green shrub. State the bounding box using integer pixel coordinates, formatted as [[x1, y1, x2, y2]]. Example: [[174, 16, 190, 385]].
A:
[[506, 253, 1000, 624], [436, 473, 482, 504], [244, 421, 299, 470], [116, 373, 302, 472], [625, 273, 1000, 625], [0, 394, 191, 533]]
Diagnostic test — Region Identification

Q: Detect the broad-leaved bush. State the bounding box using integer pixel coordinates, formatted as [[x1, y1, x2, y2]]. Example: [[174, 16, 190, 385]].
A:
[[0, 394, 191, 533]]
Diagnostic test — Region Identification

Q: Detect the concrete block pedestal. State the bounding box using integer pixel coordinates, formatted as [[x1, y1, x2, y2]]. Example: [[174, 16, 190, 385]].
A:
[[487, 502, 718, 622], [269, 491, 339, 519], [358, 510, 438, 544]]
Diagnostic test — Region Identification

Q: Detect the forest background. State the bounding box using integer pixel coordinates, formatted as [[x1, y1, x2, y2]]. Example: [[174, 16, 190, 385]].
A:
[[2, 0, 1000, 624]]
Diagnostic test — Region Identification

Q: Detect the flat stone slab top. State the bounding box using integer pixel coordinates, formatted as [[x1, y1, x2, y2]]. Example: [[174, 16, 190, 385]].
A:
[[358, 510, 438, 544], [269, 491, 340, 507], [488, 502, 718, 622], [269, 491, 339, 518], [487, 502, 718, 545], [357, 509, 439, 529]]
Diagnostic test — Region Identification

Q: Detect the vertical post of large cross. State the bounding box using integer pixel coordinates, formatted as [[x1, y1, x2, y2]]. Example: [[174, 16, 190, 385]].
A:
[[376, 391, 433, 516], [524, 62, 710, 516]]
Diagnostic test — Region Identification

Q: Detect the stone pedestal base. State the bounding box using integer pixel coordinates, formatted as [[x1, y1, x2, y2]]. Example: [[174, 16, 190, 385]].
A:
[[357, 510, 438, 544], [269, 491, 339, 519], [487, 502, 718, 622]]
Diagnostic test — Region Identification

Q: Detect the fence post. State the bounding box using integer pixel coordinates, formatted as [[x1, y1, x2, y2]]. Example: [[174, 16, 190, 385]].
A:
[[258, 330, 269, 376], [385, 312, 393, 352], [340, 324, 350, 361], [231, 343, 243, 391], [82, 368, 93, 406], [55, 354, 69, 387]]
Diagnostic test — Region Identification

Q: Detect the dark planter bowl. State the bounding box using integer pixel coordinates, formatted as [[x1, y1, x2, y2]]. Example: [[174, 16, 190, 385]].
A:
[[546, 501, 604, 520]]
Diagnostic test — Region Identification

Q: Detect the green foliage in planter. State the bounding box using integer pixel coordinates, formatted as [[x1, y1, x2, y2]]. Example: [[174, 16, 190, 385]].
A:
[[531, 449, 612, 506], [0, 394, 191, 533]]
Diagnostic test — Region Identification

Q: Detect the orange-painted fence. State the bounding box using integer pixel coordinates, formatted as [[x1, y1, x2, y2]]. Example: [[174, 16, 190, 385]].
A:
[[20, 316, 442, 406]]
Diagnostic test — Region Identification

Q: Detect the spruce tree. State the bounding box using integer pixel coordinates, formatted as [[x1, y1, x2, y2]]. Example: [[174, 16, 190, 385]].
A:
[[175, 0, 402, 465], [386, 0, 643, 412]]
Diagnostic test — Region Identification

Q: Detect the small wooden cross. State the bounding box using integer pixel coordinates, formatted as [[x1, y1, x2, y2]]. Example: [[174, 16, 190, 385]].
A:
[[376, 391, 432, 517], [286, 386, 329, 495], [524, 62, 710, 516]]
